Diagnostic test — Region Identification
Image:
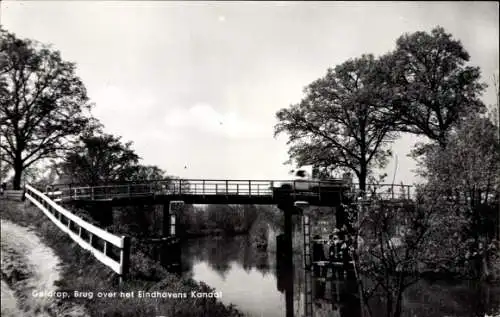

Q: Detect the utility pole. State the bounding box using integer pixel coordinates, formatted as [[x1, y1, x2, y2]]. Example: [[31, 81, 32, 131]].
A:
[[493, 74, 500, 142], [497, 76, 499, 142], [0, 134, 3, 189]]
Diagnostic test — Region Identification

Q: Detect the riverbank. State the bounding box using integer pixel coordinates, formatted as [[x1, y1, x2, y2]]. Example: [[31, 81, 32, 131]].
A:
[[0, 200, 245, 317]]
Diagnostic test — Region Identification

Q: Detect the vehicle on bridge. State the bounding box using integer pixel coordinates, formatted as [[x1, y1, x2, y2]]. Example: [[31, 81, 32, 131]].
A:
[[272, 169, 351, 195]]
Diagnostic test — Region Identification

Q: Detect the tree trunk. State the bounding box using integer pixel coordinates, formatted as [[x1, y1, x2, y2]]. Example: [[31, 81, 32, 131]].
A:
[[359, 167, 368, 195], [394, 288, 404, 317], [386, 291, 393, 317], [13, 159, 23, 190]]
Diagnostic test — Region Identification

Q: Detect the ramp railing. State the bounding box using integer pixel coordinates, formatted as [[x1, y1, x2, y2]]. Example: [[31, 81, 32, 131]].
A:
[[25, 185, 130, 282]]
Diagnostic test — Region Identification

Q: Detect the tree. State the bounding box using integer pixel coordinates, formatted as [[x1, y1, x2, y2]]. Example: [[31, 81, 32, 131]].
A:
[[416, 114, 500, 280], [59, 133, 140, 186], [275, 54, 398, 192], [386, 26, 487, 148], [130, 164, 167, 181], [0, 29, 93, 189], [348, 195, 469, 317], [490, 74, 499, 141], [420, 115, 500, 204]]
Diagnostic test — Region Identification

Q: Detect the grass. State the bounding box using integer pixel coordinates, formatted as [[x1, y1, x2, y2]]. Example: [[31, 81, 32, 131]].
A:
[[0, 199, 245, 317]]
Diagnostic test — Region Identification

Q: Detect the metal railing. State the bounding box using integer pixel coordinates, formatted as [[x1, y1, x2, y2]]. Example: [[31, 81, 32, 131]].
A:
[[45, 179, 414, 202], [348, 183, 414, 201], [26, 185, 130, 282]]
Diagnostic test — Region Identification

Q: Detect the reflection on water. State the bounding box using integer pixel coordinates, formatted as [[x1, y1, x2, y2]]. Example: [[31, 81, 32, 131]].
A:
[[180, 234, 500, 317], [191, 261, 284, 317]]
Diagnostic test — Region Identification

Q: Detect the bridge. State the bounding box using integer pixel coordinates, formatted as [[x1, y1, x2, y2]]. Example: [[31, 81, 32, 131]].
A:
[[2, 179, 415, 289], [45, 178, 414, 207]]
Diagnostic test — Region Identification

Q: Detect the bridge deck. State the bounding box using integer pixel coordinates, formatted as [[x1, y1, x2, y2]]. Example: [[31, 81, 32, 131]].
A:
[[44, 179, 414, 207]]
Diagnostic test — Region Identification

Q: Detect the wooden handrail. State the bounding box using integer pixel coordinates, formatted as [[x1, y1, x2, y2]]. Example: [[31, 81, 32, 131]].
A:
[[25, 185, 130, 280]]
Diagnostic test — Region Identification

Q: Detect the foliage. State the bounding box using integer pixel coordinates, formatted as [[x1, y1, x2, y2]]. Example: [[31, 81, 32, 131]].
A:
[[385, 26, 487, 148], [418, 115, 500, 203], [275, 54, 398, 191], [58, 132, 140, 186], [129, 164, 167, 181], [414, 114, 500, 280], [0, 28, 94, 189], [347, 193, 471, 317], [178, 204, 260, 237]]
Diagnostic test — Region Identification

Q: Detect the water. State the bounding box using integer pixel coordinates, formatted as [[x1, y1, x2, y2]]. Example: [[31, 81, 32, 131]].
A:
[[179, 234, 500, 317]]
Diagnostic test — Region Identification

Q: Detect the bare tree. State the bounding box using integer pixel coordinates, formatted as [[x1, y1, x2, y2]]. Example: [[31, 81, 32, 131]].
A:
[[347, 191, 469, 317]]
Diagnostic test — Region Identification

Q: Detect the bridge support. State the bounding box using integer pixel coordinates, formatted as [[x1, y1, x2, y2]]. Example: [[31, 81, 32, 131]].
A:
[[294, 201, 313, 317], [162, 201, 184, 237], [276, 201, 310, 317], [160, 201, 184, 269], [277, 202, 299, 266]]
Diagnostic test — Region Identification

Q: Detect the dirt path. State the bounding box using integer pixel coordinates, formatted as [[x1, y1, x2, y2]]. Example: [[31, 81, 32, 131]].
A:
[[1, 279, 23, 317], [0, 218, 87, 317]]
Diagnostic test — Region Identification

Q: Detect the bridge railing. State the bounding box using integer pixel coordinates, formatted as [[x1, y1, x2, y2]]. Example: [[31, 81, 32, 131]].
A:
[[46, 179, 414, 202], [181, 179, 274, 196], [348, 183, 415, 201], [25, 185, 131, 281], [58, 179, 349, 200]]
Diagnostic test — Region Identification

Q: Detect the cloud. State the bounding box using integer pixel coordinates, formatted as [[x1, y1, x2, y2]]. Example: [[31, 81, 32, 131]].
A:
[[164, 103, 271, 139], [91, 85, 157, 119]]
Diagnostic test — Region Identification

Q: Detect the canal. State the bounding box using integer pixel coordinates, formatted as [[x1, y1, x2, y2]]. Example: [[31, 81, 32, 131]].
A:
[[179, 230, 500, 317]]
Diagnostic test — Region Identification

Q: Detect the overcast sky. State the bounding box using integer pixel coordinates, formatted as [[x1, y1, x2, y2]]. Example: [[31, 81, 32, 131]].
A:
[[1, 1, 498, 183]]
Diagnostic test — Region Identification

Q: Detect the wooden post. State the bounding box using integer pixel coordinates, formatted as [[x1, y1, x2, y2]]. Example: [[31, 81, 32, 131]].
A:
[[170, 213, 176, 236], [170, 201, 184, 236], [304, 267, 313, 317], [162, 203, 170, 237], [119, 236, 131, 284]]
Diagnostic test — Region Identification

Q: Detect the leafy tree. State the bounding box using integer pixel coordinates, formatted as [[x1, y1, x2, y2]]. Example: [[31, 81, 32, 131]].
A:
[[59, 133, 139, 186], [419, 115, 500, 204], [386, 26, 487, 148], [130, 164, 167, 181], [0, 28, 93, 189], [416, 114, 500, 280], [275, 54, 398, 192]]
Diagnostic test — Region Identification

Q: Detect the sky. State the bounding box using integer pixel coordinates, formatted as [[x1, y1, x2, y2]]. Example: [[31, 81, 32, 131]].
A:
[[1, 1, 498, 184]]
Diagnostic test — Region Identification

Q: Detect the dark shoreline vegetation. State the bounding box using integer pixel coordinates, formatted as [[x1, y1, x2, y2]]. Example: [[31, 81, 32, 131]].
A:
[[0, 200, 246, 317]]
